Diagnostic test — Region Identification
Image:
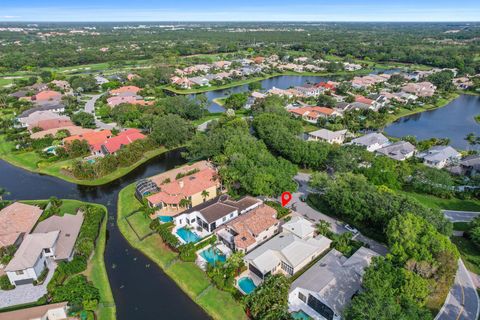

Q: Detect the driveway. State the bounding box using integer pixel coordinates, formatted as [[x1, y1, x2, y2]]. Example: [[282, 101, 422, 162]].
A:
[[0, 262, 57, 309], [287, 173, 388, 256], [83, 93, 117, 130], [444, 210, 480, 222], [436, 259, 479, 320]]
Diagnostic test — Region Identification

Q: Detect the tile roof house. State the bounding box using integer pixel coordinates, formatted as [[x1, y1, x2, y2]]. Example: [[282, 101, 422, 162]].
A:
[[307, 129, 348, 144], [17, 104, 67, 128], [147, 165, 220, 214], [63, 130, 112, 155], [174, 196, 262, 238], [0, 202, 43, 248], [351, 132, 390, 152], [244, 217, 332, 280], [289, 107, 340, 123], [0, 302, 69, 320], [100, 128, 146, 154], [33, 90, 62, 102], [110, 86, 141, 96], [5, 212, 84, 286], [377, 141, 416, 161], [32, 118, 74, 131], [401, 82, 436, 97], [216, 203, 280, 253], [31, 126, 93, 140], [417, 146, 461, 169], [107, 95, 153, 108], [288, 247, 379, 320]]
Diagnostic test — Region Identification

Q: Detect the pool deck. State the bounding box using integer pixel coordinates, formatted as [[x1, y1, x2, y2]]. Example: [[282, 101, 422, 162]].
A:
[[195, 243, 231, 270], [235, 270, 263, 295]]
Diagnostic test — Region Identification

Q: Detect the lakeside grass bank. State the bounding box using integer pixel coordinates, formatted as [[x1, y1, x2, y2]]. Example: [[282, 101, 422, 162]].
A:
[[0, 135, 168, 186], [117, 183, 246, 320]]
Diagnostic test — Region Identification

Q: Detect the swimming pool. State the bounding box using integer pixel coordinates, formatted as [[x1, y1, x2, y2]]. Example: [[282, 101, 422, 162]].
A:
[[200, 247, 226, 265], [238, 277, 257, 294], [176, 227, 201, 243], [158, 216, 173, 223], [291, 310, 312, 320]]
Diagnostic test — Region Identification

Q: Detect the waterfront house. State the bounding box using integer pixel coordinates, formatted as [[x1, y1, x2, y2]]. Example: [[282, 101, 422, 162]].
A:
[[174, 195, 261, 237], [5, 212, 84, 286], [289, 107, 340, 123], [145, 162, 220, 214], [0, 302, 69, 320], [376, 141, 416, 161], [100, 128, 146, 155], [307, 129, 348, 144], [190, 76, 210, 87], [216, 203, 280, 253], [0, 202, 43, 249], [63, 130, 112, 156], [351, 133, 390, 152], [417, 145, 462, 169], [288, 247, 378, 320], [243, 217, 331, 280], [401, 82, 436, 97]]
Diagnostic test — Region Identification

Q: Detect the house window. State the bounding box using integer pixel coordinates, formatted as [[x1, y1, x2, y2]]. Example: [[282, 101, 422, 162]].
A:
[[281, 261, 294, 275], [15, 270, 24, 275], [298, 292, 307, 303]]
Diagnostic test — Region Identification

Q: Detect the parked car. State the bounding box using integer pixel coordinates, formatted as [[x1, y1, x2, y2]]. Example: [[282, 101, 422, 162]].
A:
[[344, 224, 359, 234], [300, 195, 307, 202]]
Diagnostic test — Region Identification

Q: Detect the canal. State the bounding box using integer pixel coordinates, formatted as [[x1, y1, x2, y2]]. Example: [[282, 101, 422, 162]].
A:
[[0, 149, 211, 320], [384, 94, 480, 151]]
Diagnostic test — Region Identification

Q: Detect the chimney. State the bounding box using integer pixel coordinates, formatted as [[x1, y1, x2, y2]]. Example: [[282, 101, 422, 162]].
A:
[[179, 180, 184, 188]]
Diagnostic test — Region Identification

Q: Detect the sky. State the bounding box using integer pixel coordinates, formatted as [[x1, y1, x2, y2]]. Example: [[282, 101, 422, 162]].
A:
[[1, 0, 480, 22]]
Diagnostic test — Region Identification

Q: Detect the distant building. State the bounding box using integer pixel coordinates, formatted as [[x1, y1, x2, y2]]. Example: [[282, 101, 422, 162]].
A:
[[351, 133, 390, 152], [307, 129, 348, 144], [288, 247, 379, 320], [377, 141, 416, 161], [289, 107, 340, 123], [417, 146, 461, 169]]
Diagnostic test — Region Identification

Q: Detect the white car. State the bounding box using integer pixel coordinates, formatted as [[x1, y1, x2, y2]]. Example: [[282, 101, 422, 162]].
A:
[[344, 224, 359, 234]]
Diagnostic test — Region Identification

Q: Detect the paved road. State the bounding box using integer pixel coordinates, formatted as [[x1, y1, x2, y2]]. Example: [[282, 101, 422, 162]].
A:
[[287, 173, 389, 256], [444, 210, 480, 222], [84, 93, 117, 130], [436, 260, 479, 320]]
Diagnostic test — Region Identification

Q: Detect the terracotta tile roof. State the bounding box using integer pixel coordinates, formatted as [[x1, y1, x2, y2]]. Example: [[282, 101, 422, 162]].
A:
[[0, 202, 43, 248], [289, 106, 335, 119], [31, 126, 94, 140], [102, 129, 146, 154], [110, 86, 141, 95], [147, 167, 219, 206], [34, 90, 62, 101], [355, 96, 374, 105], [34, 119, 74, 131], [63, 130, 112, 150], [226, 204, 278, 250]]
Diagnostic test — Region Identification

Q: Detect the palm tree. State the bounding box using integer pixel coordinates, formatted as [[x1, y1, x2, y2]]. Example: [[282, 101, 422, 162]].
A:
[[179, 198, 192, 209], [315, 220, 332, 237], [201, 190, 210, 202], [0, 188, 9, 201]]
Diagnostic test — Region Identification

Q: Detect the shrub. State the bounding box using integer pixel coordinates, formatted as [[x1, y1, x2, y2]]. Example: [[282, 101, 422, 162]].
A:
[[0, 275, 14, 290]]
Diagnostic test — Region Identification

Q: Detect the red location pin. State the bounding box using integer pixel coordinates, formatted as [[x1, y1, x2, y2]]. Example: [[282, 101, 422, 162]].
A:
[[281, 191, 292, 207]]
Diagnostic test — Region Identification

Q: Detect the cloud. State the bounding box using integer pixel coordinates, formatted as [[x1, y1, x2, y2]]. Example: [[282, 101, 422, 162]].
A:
[[1, 15, 20, 18]]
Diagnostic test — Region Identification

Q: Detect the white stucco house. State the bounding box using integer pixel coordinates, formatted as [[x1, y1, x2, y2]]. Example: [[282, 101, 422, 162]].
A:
[[416, 145, 462, 169], [350, 132, 390, 152]]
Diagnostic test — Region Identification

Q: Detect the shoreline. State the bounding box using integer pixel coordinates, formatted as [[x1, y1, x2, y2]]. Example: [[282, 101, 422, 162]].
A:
[[0, 142, 170, 186], [117, 183, 246, 320]]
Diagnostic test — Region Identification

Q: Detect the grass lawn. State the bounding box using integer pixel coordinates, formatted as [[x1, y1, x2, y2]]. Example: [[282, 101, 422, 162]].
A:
[[126, 211, 154, 239], [117, 183, 247, 320], [452, 236, 480, 274], [0, 134, 169, 186], [85, 206, 116, 320], [403, 192, 480, 212]]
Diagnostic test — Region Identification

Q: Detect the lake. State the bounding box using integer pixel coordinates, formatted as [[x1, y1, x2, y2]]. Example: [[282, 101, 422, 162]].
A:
[[384, 94, 480, 150]]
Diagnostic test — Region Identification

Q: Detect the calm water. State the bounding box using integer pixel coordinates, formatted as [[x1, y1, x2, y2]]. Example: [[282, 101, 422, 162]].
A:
[[199, 68, 401, 112], [0, 150, 210, 320], [384, 94, 480, 150]]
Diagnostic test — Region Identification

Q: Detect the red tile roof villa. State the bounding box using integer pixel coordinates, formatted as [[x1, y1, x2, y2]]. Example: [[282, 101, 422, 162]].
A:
[[101, 129, 146, 154]]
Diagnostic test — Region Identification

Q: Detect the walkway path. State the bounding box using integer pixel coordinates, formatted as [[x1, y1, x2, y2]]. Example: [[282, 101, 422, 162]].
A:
[[83, 93, 117, 130], [436, 260, 479, 320], [289, 173, 389, 256], [0, 262, 57, 309], [444, 210, 480, 222]]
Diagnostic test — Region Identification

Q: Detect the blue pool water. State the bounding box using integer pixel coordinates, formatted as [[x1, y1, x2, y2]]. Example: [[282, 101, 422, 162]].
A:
[[158, 216, 173, 223], [292, 310, 312, 320], [200, 247, 226, 265], [238, 277, 257, 294], [176, 227, 201, 243]]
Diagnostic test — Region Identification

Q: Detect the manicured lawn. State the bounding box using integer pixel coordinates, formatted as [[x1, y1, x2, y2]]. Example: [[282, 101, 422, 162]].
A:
[[403, 192, 480, 212], [0, 134, 169, 186], [117, 183, 247, 320], [85, 206, 116, 320], [126, 211, 154, 239], [452, 236, 480, 274]]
